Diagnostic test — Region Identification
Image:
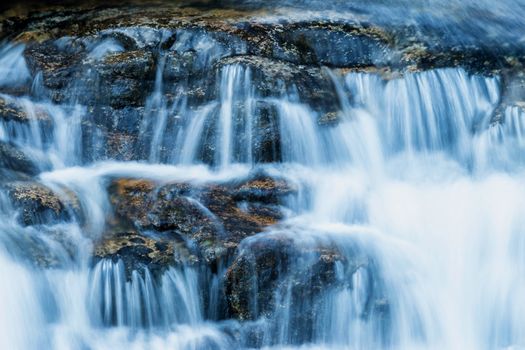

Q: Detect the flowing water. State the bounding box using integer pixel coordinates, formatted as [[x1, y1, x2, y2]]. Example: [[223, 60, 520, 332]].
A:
[[1, 7, 525, 350]]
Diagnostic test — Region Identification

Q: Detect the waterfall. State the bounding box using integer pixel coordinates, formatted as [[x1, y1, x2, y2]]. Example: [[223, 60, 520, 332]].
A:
[[0, 5, 524, 349]]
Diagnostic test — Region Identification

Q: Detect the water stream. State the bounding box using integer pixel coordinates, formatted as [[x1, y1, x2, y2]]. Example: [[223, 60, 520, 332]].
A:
[[0, 8, 524, 349]]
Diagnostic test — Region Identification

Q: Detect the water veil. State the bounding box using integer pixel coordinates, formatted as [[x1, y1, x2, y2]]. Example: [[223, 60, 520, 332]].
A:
[[0, 1, 524, 349]]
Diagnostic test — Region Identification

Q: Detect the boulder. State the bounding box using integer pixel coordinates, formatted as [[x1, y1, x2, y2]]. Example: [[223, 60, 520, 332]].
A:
[[270, 23, 393, 68], [5, 181, 80, 226], [224, 231, 389, 344], [92, 50, 156, 108], [24, 39, 84, 90], [0, 96, 51, 124], [96, 50, 155, 79], [0, 141, 42, 176], [218, 55, 340, 114], [96, 175, 293, 274], [93, 230, 198, 277], [224, 233, 347, 321]]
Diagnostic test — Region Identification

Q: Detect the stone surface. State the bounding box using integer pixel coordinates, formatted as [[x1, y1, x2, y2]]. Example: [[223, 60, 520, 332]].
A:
[[94, 175, 293, 274], [0, 141, 42, 176], [224, 233, 347, 321], [5, 181, 80, 226]]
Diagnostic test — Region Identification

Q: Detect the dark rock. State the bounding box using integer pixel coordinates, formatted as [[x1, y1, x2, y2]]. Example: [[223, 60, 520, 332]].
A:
[[94, 50, 155, 80], [271, 23, 393, 68], [105, 179, 224, 267], [218, 55, 340, 113], [93, 230, 198, 277], [195, 99, 281, 165], [99, 175, 292, 272], [0, 141, 42, 176], [80, 105, 146, 162], [0, 96, 51, 124], [164, 50, 197, 81], [224, 232, 347, 322], [229, 175, 294, 204], [170, 28, 247, 66], [224, 231, 387, 344], [318, 111, 341, 126], [5, 181, 80, 226], [104, 77, 150, 108], [252, 101, 281, 163], [24, 40, 84, 90]]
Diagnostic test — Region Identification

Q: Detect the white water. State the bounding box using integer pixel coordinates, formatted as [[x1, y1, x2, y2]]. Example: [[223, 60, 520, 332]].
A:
[[0, 30, 524, 350]]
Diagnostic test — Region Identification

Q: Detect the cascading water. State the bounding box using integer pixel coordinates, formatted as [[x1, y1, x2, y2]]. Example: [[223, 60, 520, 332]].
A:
[[0, 2, 525, 349]]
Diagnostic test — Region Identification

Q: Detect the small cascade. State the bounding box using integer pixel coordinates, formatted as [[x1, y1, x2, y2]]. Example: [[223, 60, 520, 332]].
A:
[[0, 44, 31, 88], [343, 69, 501, 160], [143, 55, 170, 163], [473, 105, 525, 171], [216, 65, 255, 167], [89, 260, 203, 329]]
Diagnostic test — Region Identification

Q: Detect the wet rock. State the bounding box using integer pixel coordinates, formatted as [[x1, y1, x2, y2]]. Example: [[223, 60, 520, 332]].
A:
[[164, 50, 197, 81], [11, 226, 80, 269], [271, 23, 393, 67], [318, 111, 341, 126], [219, 55, 339, 113], [229, 175, 294, 204], [196, 100, 281, 165], [0, 96, 51, 124], [24, 40, 84, 90], [164, 28, 247, 80], [224, 233, 347, 322], [95, 50, 155, 80], [224, 231, 386, 343], [252, 101, 282, 163], [0, 141, 42, 176], [5, 181, 80, 226], [105, 77, 150, 108], [73, 61, 155, 108], [101, 175, 292, 271], [93, 230, 198, 277], [81, 106, 146, 162], [490, 73, 525, 124], [25, 39, 155, 107], [104, 179, 223, 267]]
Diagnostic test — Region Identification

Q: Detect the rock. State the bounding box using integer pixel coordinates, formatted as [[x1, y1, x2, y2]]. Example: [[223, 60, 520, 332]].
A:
[[80, 106, 145, 162], [229, 175, 294, 204], [5, 181, 80, 226], [224, 231, 387, 343], [0, 96, 51, 124], [164, 28, 247, 80], [224, 233, 346, 322], [489, 73, 525, 124], [218, 55, 340, 113], [195, 99, 282, 165], [318, 111, 341, 126], [0, 141, 42, 176], [164, 50, 197, 81], [251, 100, 282, 163], [24, 39, 84, 90], [104, 179, 224, 268], [25, 39, 155, 107], [99, 175, 292, 273], [10, 226, 80, 269], [270, 23, 393, 68], [93, 230, 198, 277], [104, 77, 150, 108], [95, 50, 155, 80]]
